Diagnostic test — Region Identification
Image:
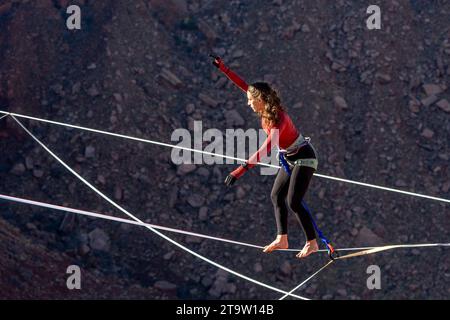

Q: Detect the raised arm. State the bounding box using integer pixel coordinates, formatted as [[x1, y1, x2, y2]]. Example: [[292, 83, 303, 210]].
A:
[[211, 55, 249, 93]]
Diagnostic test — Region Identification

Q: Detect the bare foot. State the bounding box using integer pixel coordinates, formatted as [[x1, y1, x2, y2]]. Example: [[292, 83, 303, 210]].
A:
[[296, 239, 319, 259], [263, 235, 288, 253]]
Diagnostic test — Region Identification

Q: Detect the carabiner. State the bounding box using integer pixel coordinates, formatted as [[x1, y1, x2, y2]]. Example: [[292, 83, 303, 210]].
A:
[[326, 243, 339, 261]]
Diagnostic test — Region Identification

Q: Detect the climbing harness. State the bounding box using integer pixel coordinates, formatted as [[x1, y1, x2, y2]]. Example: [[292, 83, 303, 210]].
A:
[[278, 135, 319, 170]]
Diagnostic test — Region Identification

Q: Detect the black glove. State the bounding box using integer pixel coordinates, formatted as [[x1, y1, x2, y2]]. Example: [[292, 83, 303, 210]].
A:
[[209, 54, 221, 68], [224, 174, 236, 187]]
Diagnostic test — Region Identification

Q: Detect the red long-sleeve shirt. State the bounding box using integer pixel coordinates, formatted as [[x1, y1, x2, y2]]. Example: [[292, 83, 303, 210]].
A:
[[216, 60, 300, 179]]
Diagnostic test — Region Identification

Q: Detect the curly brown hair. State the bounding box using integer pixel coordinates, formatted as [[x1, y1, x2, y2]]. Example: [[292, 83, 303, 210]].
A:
[[247, 82, 284, 127]]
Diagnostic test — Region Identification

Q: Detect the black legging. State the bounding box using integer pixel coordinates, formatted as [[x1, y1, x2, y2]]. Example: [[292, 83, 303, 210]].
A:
[[270, 144, 317, 240]]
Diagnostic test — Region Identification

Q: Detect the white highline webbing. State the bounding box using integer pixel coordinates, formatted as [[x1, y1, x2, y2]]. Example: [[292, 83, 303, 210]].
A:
[[1, 110, 448, 204], [281, 241, 450, 300], [0, 193, 398, 253], [2, 191, 449, 302], [279, 260, 335, 300], [10, 115, 310, 300]]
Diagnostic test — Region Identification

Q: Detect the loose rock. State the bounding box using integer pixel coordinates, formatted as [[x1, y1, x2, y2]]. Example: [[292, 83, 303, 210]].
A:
[[88, 228, 111, 252]]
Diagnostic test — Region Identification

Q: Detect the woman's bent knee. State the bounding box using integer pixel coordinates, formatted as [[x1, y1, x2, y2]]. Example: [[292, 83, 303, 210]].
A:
[[271, 191, 284, 206]]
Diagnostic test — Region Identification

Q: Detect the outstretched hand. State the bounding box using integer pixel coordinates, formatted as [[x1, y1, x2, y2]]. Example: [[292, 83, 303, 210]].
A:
[[224, 174, 236, 187], [209, 54, 222, 68]]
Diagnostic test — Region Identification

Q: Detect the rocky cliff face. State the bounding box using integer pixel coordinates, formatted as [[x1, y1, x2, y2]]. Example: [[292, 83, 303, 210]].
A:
[[0, 0, 449, 299]]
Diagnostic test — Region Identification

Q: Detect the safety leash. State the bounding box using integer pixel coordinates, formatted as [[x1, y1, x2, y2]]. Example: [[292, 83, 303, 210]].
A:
[[301, 200, 338, 260], [278, 151, 338, 260]]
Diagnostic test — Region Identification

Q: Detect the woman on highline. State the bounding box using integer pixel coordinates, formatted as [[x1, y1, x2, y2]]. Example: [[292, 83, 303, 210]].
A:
[[212, 56, 320, 259]]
